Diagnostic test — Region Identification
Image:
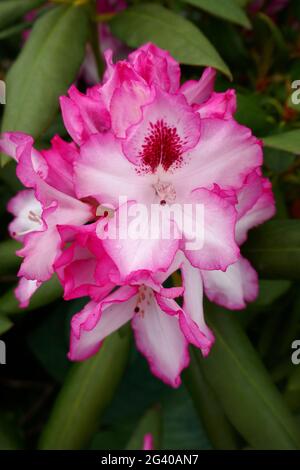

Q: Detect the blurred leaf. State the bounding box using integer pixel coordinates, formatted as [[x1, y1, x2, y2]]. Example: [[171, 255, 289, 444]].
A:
[[198, 302, 300, 449], [263, 130, 300, 154], [0, 275, 62, 315], [161, 387, 211, 450], [125, 406, 162, 450], [182, 0, 251, 28], [1, 4, 88, 166], [256, 12, 287, 54], [243, 220, 300, 280], [184, 348, 238, 449], [0, 21, 34, 40], [27, 300, 86, 382], [0, 0, 45, 30], [264, 147, 296, 173], [0, 316, 13, 335], [39, 326, 131, 450], [0, 239, 21, 275], [252, 280, 292, 307], [110, 3, 231, 77], [285, 366, 300, 412], [0, 414, 22, 450], [235, 93, 271, 136]]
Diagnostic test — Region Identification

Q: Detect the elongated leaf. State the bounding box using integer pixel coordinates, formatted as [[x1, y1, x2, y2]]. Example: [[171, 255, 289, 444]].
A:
[[110, 3, 231, 77], [0, 316, 13, 335], [0, 21, 34, 40], [0, 0, 45, 30], [0, 276, 62, 315], [126, 406, 162, 450], [198, 303, 300, 449], [1, 4, 89, 166], [243, 220, 300, 280], [39, 326, 131, 450], [263, 130, 300, 154], [285, 366, 300, 412], [0, 239, 21, 275], [184, 348, 238, 450], [0, 415, 22, 450], [183, 0, 251, 28]]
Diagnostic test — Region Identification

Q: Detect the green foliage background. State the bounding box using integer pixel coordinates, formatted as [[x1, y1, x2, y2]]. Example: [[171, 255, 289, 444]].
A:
[[0, 0, 300, 450]]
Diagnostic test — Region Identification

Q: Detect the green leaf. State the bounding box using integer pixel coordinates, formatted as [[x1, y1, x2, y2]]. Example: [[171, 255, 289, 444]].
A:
[[1, 4, 89, 166], [182, 0, 251, 29], [0, 316, 13, 335], [0, 414, 22, 450], [252, 280, 292, 307], [198, 303, 300, 449], [235, 93, 271, 136], [0, 21, 34, 40], [125, 406, 162, 450], [161, 387, 211, 450], [0, 275, 62, 315], [0, 0, 45, 30], [110, 3, 231, 77], [0, 239, 21, 275], [264, 147, 296, 173], [243, 220, 300, 280], [184, 348, 238, 449], [39, 326, 131, 450], [285, 366, 300, 412], [263, 130, 300, 154]]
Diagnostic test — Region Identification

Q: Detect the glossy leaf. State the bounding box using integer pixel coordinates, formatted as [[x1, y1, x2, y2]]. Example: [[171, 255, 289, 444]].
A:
[[183, 0, 251, 29], [0, 316, 13, 335], [198, 303, 300, 449], [0, 240, 21, 275], [263, 130, 300, 154], [1, 4, 88, 166], [243, 220, 300, 280], [0, 276, 62, 315], [0, 0, 45, 30], [39, 326, 131, 450], [184, 348, 238, 450], [125, 406, 162, 450], [110, 3, 231, 77]]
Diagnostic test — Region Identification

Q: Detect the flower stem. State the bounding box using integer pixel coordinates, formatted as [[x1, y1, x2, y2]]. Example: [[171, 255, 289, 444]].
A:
[[38, 326, 131, 449]]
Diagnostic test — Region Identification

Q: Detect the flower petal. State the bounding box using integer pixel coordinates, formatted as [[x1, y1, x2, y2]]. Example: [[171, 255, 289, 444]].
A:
[[202, 256, 259, 310], [69, 286, 138, 361], [179, 67, 216, 105], [60, 85, 111, 145], [236, 177, 275, 244], [181, 187, 239, 271], [75, 133, 154, 206], [7, 189, 43, 241], [180, 258, 214, 356], [132, 293, 189, 387], [15, 277, 41, 308], [122, 87, 201, 171], [172, 118, 263, 196], [128, 42, 180, 93]]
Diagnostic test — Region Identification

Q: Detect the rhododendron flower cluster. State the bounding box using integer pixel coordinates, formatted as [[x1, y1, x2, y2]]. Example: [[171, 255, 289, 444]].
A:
[[0, 43, 275, 387]]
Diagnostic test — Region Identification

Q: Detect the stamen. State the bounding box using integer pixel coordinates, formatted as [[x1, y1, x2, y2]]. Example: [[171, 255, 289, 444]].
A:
[[96, 205, 115, 219], [153, 181, 176, 204], [139, 119, 184, 173]]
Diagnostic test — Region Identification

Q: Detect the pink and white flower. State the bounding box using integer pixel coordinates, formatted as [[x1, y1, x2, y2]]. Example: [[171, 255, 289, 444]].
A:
[[1, 43, 274, 386], [1, 132, 93, 306], [67, 249, 214, 387], [200, 170, 275, 310]]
